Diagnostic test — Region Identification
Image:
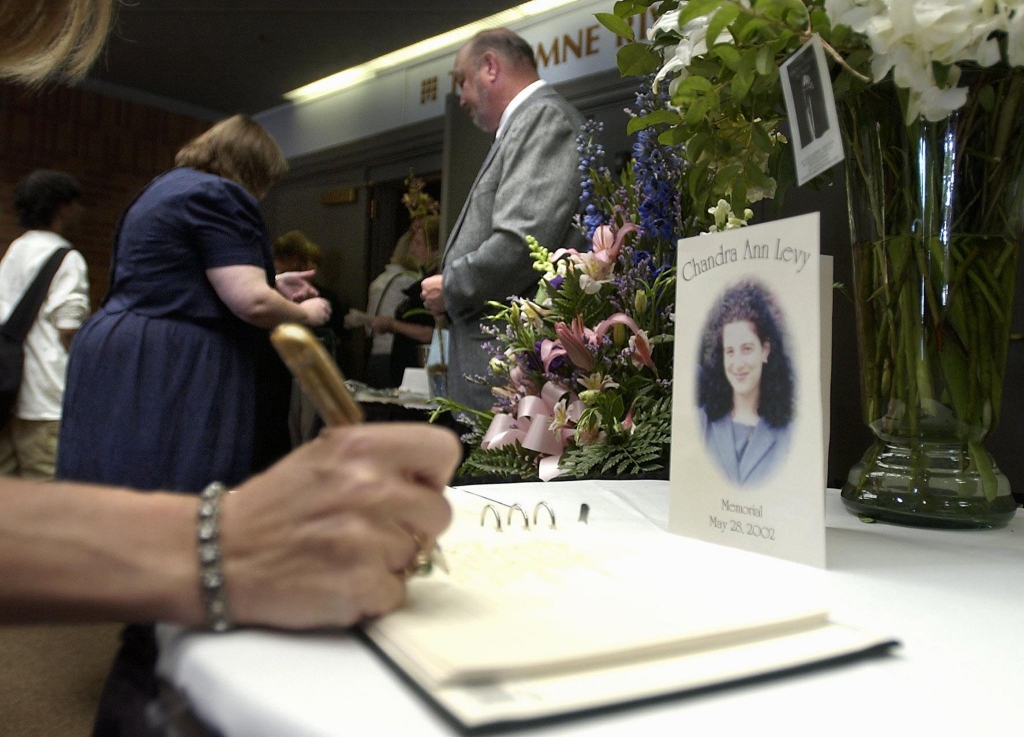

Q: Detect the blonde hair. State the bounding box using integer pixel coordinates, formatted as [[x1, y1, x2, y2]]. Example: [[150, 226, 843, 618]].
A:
[[417, 215, 440, 254], [390, 215, 440, 271], [175, 115, 289, 198], [0, 0, 116, 84], [390, 230, 417, 271]]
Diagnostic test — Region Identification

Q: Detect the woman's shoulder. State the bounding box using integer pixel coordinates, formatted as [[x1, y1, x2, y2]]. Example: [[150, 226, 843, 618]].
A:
[[147, 168, 256, 208]]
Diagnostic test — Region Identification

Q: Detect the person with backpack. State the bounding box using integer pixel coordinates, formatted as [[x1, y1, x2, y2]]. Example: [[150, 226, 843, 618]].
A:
[[0, 170, 90, 479]]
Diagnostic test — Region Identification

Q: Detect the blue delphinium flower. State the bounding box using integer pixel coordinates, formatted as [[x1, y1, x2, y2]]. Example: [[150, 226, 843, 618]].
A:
[[576, 119, 609, 239], [628, 75, 685, 247]]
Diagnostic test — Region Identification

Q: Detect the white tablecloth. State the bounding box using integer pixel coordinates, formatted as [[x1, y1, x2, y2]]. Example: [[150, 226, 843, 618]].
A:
[[157, 483, 1024, 736]]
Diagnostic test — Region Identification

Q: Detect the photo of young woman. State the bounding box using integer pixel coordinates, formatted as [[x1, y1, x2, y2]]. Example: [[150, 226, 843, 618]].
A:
[[696, 279, 795, 486]]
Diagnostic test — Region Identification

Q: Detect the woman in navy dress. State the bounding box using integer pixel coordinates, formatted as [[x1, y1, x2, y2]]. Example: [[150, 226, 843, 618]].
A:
[[57, 115, 331, 493]]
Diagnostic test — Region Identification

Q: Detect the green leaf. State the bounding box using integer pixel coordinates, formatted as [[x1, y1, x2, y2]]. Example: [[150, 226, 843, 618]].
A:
[[755, 45, 774, 76], [596, 12, 635, 41], [686, 131, 710, 160], [677, 75, 714, 93], [845, 49, 872, 73], [969, 442, 1000, 502], [810, 8, 832, 36], [657, 126, 688, 146], [713, 162, 743, 190], [616, 42, 662, 76], [707, 3, 741, 48], [779, 0, 810, 23], [677, 0, 722, 28], [732, 67, 755, 104], [689, 159, 711, 199], [735, 17, 769, 43], [750, 120, 774, 152], [938, 344, 970, 423], [688, 157, 712, 198], [715, 44, 741, 67], [626, 108, 682, 135], [684, 98, 712, 125]]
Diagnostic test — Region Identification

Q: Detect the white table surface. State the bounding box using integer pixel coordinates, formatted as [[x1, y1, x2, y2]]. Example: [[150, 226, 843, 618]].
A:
[[157, 482, 1024, 736]]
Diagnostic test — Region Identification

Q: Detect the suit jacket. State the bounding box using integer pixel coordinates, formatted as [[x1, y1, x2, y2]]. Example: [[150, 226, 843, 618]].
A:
[[700, 408, 792, 487], [441, 84, 586, 411]]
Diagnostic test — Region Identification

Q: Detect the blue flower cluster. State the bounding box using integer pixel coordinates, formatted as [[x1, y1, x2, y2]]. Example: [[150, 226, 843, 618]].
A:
[[629, 76, 685, 245], [576, 118, 609, 240]]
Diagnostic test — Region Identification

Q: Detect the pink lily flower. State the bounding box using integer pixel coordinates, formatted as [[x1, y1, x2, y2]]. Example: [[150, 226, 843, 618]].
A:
[[592, 312, 642, 344], [591, 222, 638, 264], [539, 339, 567, 373], [590, 312, 657, 373], [630, 329, 657, 372], [554, 317, 595, 371], [622, 401, 636, 434]]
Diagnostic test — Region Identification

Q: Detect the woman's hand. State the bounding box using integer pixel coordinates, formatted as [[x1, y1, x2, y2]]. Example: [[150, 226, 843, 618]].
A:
[[370, 315, 396, 334], [207, 265, 328, 330], [275, 270, 319, 302], [299, 297, 331, 327], [220, 424, 461, 629]]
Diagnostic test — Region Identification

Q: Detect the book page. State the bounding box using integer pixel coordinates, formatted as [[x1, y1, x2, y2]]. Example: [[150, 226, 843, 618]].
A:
[[366, 490, 829, 686], [363, 487, 894, 728]]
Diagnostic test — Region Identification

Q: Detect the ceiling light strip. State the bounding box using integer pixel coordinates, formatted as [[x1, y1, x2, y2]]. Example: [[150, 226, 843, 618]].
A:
[[283, 0, 579, 104]]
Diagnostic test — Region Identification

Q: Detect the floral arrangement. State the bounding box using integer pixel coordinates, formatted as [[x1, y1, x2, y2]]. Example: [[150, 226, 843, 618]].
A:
[[438, 0, 1024, 485], [602, 0, 1024, 225], [600, 0, 1024, 507], [434, 81, 694, 481]]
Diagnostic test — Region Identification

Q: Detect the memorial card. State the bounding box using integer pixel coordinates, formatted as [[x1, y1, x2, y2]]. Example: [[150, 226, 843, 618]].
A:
[[669, 213, 826, 567], [780, 35, 844, 186]]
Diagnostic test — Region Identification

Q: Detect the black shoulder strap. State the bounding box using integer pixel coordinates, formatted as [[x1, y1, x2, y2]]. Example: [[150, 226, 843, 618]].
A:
[[0, 247, 71, 342]]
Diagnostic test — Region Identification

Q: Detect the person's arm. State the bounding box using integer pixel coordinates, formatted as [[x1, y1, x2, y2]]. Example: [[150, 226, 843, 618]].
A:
[[370, 315, 434, 344], [207, 264, 330, 330], [0, 423, 461, 628], [47, 249, 90, 352], [442, 100, 583, 322], [0, 480, 205, 624]]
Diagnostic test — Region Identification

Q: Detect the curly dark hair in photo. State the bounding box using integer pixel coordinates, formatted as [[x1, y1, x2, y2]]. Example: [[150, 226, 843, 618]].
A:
[[697, 278, 794, 428], [13, 169, 83, 229]]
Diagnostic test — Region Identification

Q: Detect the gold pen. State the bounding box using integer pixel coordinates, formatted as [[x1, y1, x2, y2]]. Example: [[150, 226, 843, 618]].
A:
[[270, 323, 448, 575]]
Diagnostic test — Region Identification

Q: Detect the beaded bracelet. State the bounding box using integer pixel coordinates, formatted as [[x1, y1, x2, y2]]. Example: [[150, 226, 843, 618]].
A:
[[197, 481, 232, 632]]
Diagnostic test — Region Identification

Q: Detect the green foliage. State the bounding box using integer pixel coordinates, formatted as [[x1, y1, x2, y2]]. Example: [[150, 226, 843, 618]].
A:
[[617, 42, 662, 76], [457, 440, 539, 479], [560, 396, 673, 477], [607, 0, 871, 230]]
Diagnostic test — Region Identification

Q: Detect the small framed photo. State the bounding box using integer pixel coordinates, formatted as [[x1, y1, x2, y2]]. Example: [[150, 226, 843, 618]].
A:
[[780, 35, 844, 185]]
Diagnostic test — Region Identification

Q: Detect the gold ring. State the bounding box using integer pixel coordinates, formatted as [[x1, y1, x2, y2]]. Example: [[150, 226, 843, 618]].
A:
[[403, 534, 433, 578]]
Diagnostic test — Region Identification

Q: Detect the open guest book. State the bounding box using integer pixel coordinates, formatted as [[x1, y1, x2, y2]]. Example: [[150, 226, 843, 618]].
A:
[[362, 486, 896, 729]]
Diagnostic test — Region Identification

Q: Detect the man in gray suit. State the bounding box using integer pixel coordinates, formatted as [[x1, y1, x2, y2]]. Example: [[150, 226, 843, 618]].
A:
[[421, 28, 585, 412]]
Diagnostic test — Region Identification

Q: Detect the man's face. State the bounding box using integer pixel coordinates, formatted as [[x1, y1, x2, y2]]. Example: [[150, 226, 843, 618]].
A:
[[453, 49, 496, 133]]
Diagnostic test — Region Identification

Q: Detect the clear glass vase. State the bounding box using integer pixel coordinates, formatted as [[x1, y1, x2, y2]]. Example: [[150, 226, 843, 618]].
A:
[[838, 71, 1024, 528]]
